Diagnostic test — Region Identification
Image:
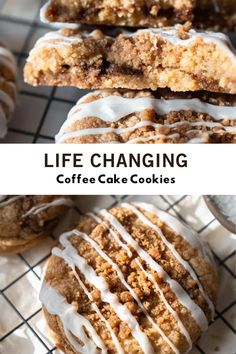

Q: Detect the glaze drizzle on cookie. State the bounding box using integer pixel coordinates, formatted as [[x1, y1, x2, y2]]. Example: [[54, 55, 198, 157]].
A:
[[0, 196, 74, 215], [55, 93, 236, 144], [41, 203, 217, 354], [0, 195, 25, 208], [22, 197, 74, 218], [28, 27, 236, 65]]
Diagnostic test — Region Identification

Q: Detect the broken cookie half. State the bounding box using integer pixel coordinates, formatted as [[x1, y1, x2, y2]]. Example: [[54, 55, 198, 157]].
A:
[[41, 0, 236, 32], [24, 26, 236, 94]]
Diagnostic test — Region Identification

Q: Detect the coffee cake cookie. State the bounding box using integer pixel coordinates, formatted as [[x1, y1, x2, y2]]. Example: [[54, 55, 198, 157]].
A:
[[40, 202, 218, 354], [0, 195, 74, 255], [41, 0, 195, 28], [0, 43, 17, 138], [55, 89, 236, 144], [24, 25, 236, 93]]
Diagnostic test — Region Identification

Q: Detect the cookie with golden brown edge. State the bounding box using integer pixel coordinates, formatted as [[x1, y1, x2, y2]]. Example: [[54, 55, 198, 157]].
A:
[[41, 0, 195, 28], [55, 89, 236, 144], [0, 195, 74, 255], [40, 202, 218, 354], [24, 25, 236, 94], [0, 42, 17, 138]]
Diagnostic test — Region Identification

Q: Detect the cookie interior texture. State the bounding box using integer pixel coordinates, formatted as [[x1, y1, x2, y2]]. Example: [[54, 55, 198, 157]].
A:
[[41, 0, 236, 31], [41, 202, 218, 354], [0, 195, 73, 255], [24, 26, 236, 94], [56, 89, 236, 144], [41, 0, 195, 27]]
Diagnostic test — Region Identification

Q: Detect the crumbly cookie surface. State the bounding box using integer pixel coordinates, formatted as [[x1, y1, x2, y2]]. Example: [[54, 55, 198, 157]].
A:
[[56, 89, 236, 144], [0, 43, 17, 138], [41, 0, 236, 31], [41, 0, 195, 27], [0, 195, 73, 255], [24, 25, 236, 94], [41, 202, 218, 354]]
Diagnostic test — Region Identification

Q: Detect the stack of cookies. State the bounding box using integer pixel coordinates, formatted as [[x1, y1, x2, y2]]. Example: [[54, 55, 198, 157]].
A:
[[24, 1, 236, 143]]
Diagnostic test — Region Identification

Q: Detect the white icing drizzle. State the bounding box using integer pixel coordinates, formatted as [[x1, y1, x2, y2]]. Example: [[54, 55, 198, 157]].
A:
[[0, 195, 25, 208], [87, 212, 103, 224], [55, 95, 236, 143], [0, 45, 17, 138], [121, 203, 215, 320], [34, 31, 83, 49], [23, 198, 74, 218], [53, 241, 122, 354], [88, 212, 133, 257], [40, 281, 107, 354], [88, 211, 193, 350], [135, 258, 192, 351], [29, 26, 236, 66], [133, 202, 215, 266], [99, 209, 209, 332], [52, 231, 154, 354], [64, 95, 236, 126], [132, 27, 236, 65], [56, 119, 235, 144], [77, 229, 180, 353]]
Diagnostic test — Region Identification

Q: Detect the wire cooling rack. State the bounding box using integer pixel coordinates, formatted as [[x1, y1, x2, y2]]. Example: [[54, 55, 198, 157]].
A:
[[0, 0, 236, 144], [0, 195, 235, 354]]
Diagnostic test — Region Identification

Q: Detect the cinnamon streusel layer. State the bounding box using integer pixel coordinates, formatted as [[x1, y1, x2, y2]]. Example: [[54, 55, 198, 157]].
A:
[[40, 202, 218, 354], [41, 0, 195, 28], [56, 89, 236, 144], [24, 25, 236, 94]]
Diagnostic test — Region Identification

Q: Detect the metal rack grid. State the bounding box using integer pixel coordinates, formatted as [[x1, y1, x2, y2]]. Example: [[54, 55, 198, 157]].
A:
[[0, 195, 235, 354], [0, 0, 236, 144]]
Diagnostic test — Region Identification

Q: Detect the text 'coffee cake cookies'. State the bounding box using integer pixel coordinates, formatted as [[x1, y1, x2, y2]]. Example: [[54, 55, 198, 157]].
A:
[[40, 202, 218, 354], [41, 0, 236, 32], [55, 89, 236, 144], [0, 42, 17, 138], [0, 195, 74, 255], [24, 26, 236, 93]]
